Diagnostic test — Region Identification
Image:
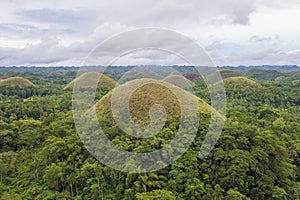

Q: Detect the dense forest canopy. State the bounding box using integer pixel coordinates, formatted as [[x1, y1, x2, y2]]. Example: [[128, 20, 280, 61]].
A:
[[0, 66, 299, 199]]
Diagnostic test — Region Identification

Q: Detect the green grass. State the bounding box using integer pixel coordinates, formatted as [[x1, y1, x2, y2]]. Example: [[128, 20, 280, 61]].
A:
[[0, 77, 34, 87], [64, 72, 117, 90]]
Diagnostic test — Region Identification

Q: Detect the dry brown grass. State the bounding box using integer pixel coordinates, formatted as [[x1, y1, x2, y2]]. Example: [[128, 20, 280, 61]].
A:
[[64, 72, 117, 90], [0, 77, 34, 87], [95, 78, 222, 125]]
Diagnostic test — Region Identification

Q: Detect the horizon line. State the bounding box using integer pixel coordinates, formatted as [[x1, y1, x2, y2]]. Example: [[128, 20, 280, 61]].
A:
[[0, 64, 299, 68]]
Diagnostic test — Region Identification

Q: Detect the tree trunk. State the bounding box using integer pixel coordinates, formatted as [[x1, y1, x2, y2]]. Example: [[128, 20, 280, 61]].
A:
[[70, 183, 73, 197]]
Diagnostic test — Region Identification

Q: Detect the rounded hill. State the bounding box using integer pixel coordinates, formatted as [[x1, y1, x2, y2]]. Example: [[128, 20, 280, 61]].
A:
[[219, 70, 242, 79], [207, 70, 242, 82], [95, 78, 220, 126], [64, 72, 117, 90], [246, 68, 284, 81], [0, 77, 34, 87], [222, 76, 261, 87], [163, 74, 195, 91], [118, 70, 163, 84], [213, 76, 261, 89], [212, 76, 262, 100]]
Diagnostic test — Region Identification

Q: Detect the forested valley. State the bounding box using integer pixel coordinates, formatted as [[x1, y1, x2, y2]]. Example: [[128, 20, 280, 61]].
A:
[[0, 66, 299, 200]]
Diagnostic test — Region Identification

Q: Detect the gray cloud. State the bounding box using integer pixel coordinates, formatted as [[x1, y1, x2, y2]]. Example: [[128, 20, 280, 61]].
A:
[[0, 23, 47, 39], [126, 0, 256, 26], [210, 48, 300, 66], [249, 35, 280, 44], [0, 0, 299, 66], [228, 0, 255, 24], [16, 8, 95, 25], [0, 33, 73, 66], [15, 8, 99, 35]]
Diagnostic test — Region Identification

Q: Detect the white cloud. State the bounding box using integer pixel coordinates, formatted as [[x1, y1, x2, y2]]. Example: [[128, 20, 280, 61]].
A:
[[0, 0, 299, 66]]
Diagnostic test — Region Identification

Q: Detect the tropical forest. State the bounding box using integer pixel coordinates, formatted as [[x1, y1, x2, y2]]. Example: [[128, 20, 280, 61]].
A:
[[0, 66, 299, 200]]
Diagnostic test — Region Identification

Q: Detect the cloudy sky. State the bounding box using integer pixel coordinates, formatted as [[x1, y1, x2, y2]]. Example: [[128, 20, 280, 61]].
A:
[[1, 0, 300, 66]]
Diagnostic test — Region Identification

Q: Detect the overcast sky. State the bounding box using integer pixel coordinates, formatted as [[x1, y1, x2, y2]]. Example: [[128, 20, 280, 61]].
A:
[[1, 0, 300, 66]]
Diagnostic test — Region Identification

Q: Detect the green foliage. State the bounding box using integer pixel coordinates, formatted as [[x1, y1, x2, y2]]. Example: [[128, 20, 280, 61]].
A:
[[225, 188, 249, 200], [136, 189, 179, 200], [246, 68, 285, 81], [0, 67, 299, 199]]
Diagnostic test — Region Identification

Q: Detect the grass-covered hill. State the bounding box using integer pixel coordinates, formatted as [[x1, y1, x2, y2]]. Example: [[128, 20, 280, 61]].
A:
[[245, 68, 285, 81], [219, 70, 242, 79], [284, 70, 300, 82], [118, 70, 163, 84], [95, 78, 217, 126], [213, 76, 261, 95], [163, 74, 195, 91], [210, 76, 264, 106], [222, 76, 261, 88], [64, 72, 117, 90], [0, 76, 34, 87], [92, 78, 222, 157], [184, 73, 201, 80], [206, 70, 242, 82]]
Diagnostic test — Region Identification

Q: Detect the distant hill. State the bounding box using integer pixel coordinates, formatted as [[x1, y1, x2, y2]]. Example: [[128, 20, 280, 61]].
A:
[[214, 76, 262, 94], [223, 76, 260, 86], [219, 70, 242, 79], [220, 65, 300, 72], [0, 77, 34, 87], [207, 70, 242, 82], [163, 74, 195, 91], [64, 72, 117, 90], [117, 70, 163, 84], [284, 70, 300, 82], [184, 73, 201, 80], [245, 69, 285, 81]]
